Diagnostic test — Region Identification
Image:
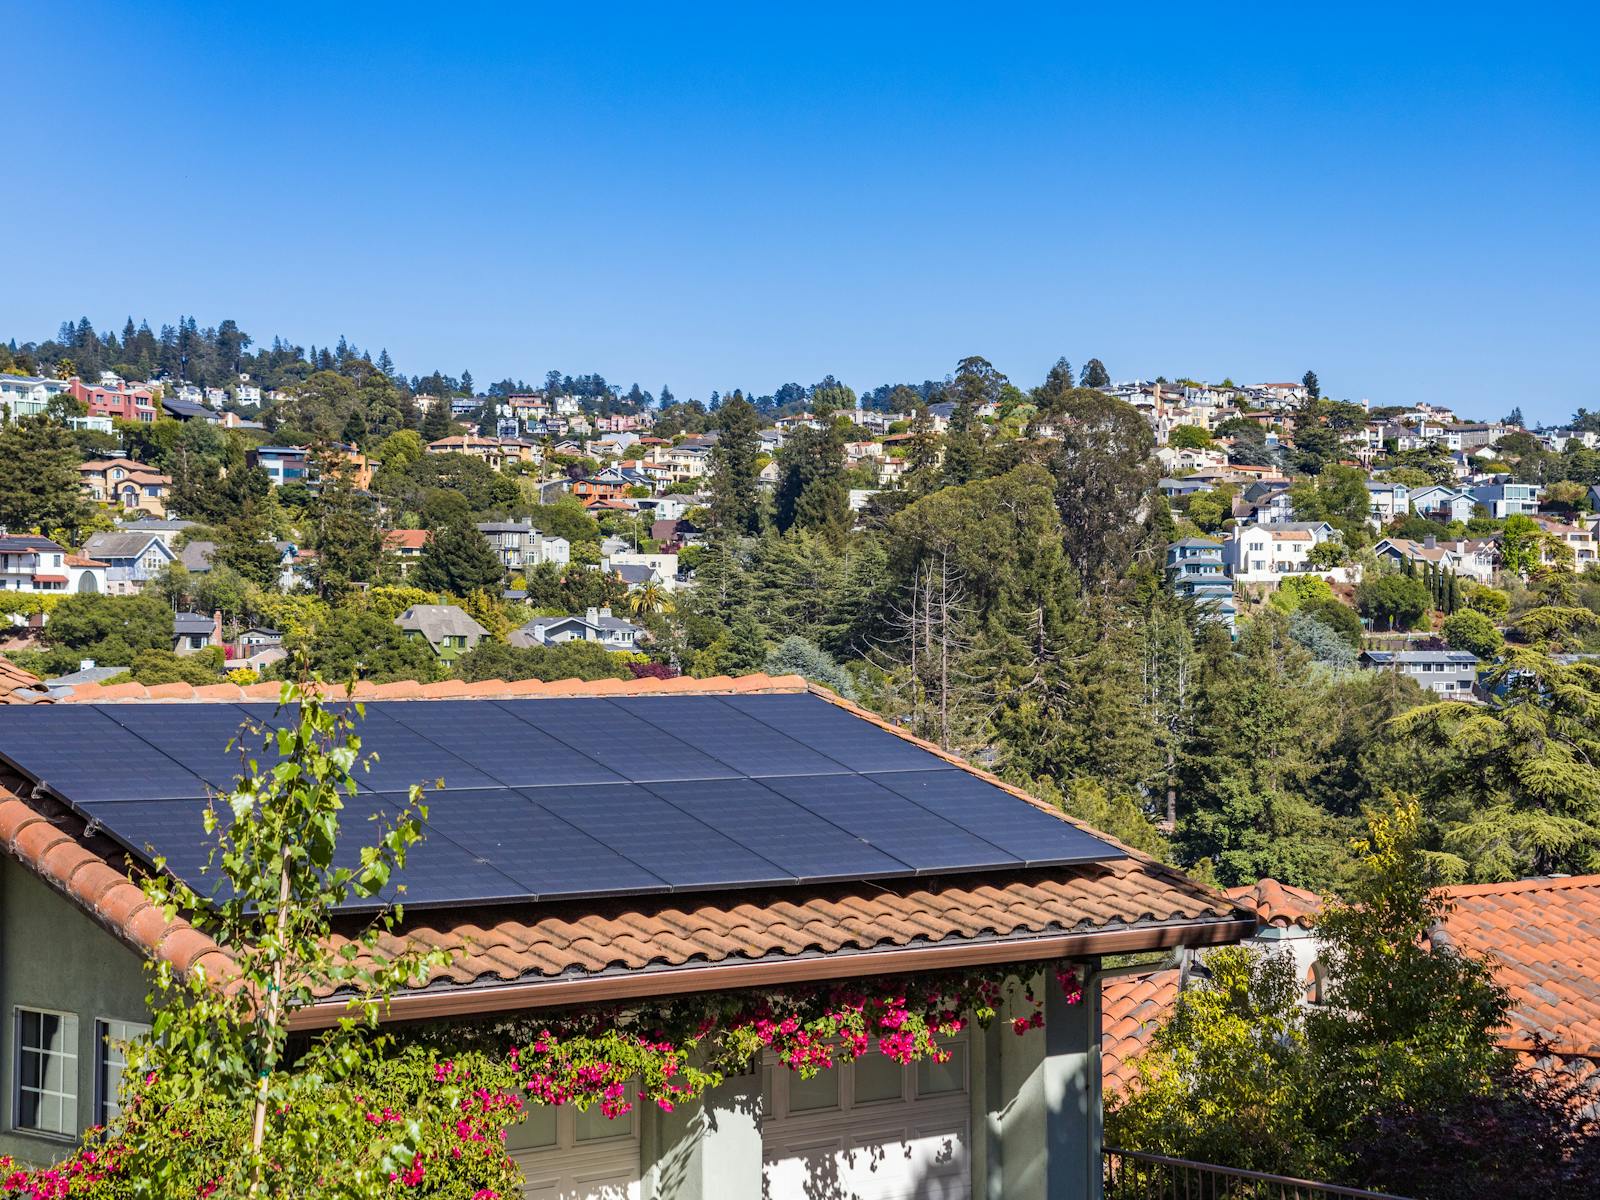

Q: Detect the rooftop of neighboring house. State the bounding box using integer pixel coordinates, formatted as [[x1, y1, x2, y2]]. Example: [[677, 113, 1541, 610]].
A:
[[0, 534, 66, 555], [523, 607, 643, 635], [0, 674, 1251, 1026], [172, 612, 216, 636], [1433, 874, 1600, 1065], [383, 529, 430, 552], [394, 604, 490, 643], [179, 541, 217, 572], [115, 517, 196, 533], [0, 658, 52, 705], [81, 531, 172, 560], [1360, 649, 1480, 667]]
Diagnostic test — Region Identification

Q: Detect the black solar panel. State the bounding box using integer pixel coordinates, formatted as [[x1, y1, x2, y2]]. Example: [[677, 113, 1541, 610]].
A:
[[611, 697, 847, 778], [871, 770, 1126, 866], [758, 773, 1020, 874], [383, 701, 627, 788], [0, 692, 1125, 911], [642, 778, 909, 881], [413, 787, 667, 898], [525, 784, 792, 890], [719, 693, 942, 773], [0, 707, 211, 802], [495, 700, 739, 783]]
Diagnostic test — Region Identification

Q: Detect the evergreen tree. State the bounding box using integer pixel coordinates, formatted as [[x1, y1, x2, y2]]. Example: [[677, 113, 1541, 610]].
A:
[[420, 398, 453, 443], [709, 393, 762, 536], [941, 356, 1003, 486], [306, 453, 383, 599], [1302, 369, 1321, 400], [413, 517, 505, 596], [903, 404, 942, 496], [214, 515, 282, 590], [0, 417, 95, 541], [773, 409, 849, 541], [1078, 358, 1111, 388]]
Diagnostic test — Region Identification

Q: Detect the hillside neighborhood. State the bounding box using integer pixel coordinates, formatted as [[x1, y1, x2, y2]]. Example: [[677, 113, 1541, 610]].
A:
[[0, 328, 1598, 1199]]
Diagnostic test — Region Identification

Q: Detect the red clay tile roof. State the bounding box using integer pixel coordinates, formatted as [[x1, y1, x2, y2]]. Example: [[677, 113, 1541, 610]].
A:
[[1435, 875, 1600, 1062], [1102, 966, 1182, 1096], [0, 674, 1252, 1022], [1224, 878, 1322, 929], [382, 530, 430, 552], [0, 657, 52, 705]]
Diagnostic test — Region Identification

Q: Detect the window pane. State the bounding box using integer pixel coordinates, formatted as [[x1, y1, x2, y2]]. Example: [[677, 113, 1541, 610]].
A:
[[505, 1103, 557, 1151], [576, 1100, 633, 1142], [15, 1008, 77, 1135], [916, 1043, 967, 1096], [97, 1019, 149, 1124], [853, 1054, 904, 1105], [788, 1068, 839, 1113]]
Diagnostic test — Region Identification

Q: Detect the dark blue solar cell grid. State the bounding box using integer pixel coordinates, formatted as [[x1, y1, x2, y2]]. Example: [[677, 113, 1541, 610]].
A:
[[871, 770, 1126, 866], [643, 777, 909, 881], [102, 704, 268, 792], [341, 709, 502, 793], [495, 700, 738, 784], [381, 701, 627, 788], [411, 787, 666, 897], [719, 694, 944, 773], [611, 697, 848, 778], [526, 784, 791, 889], [759, 773, 1019, 874], [0, 707, 211, 802]]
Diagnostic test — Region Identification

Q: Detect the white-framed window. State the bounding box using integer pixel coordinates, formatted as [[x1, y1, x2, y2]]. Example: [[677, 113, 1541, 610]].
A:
[[14, 1007, 78, 1137], [93, 1018, 149, 1126]]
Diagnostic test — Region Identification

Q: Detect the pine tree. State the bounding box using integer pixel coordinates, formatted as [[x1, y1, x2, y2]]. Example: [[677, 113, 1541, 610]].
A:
[[774, 409, 849, 541], [420, 398, 452, 443], [1079, 358, 1111, 388], [709, 393, 762, 536], [413, 517, 506, 597]]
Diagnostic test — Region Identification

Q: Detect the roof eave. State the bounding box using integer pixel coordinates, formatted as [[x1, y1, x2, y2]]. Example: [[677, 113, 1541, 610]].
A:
[[289, 912, 1258, 1030]]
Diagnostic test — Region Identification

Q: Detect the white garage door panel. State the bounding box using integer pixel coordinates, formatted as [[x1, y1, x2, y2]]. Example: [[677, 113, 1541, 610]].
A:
[[762, 1049, 971, 1200]]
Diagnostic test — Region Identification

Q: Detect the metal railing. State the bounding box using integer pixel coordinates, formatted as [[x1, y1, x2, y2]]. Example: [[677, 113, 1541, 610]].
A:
[[1104, 1149, 1414, 1200]]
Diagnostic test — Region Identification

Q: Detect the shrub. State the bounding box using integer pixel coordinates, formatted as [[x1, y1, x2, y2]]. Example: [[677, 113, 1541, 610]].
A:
[[1442, 609, 1503, 660]]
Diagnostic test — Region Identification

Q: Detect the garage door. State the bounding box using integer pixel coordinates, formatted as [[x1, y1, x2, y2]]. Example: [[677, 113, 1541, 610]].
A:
[[508, 1100, 641, 1200], [761, 1040, 970, 1200]]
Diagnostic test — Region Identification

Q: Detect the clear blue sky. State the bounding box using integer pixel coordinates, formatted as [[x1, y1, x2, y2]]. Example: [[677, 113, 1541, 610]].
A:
[[4, 3, 1596, 421]]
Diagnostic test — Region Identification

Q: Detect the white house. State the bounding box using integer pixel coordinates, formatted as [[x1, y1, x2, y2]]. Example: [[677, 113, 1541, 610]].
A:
[[1223, 522, 1337, 585]]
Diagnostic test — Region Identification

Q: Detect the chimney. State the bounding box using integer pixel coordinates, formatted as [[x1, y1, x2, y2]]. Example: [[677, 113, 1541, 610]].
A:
[[1424, 535, 1437, 549], [213, 609, 223, 644], [80, 659, 95, 671], [599, 607, 612, 620], [586, 606, 600, 625]]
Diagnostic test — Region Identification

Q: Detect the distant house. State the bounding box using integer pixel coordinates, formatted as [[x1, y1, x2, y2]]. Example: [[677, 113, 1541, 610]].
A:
[[0, 535, 101, 594], [510, 607, 644, 651], [78, 458, 173, 518], [172, 611, 221, 656], [1469, 481, 1541, 519], [571, 477, 633, 507], [1165, 538, 1236, 633], [1364, 480, 1410, 526], [179, 541, 217, 574], [68, 377, 156, 423], [475, 522, 571, 572], [394, 604, 488, 662], [111, 518, 196, 550], [1222, 522, 1337, 585], [80, 532, 176, 595], [426, 435, 539, 472], [1358, 649, 1479, 699], [382, 529, 429, 577], [248, 446, 310, 487], [606, 551, 679, 592], [1529, 515, 1598, 570], [1158, 477, 1214, 499], [1408, 485, 1477, 524]]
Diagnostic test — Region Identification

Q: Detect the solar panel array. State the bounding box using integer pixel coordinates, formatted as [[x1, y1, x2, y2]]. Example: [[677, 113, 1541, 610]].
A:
[[0, 694, 1124, 910]]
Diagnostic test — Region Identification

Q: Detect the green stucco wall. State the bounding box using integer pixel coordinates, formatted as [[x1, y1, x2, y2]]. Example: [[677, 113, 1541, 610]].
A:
[[0, 855, 149, 1165]]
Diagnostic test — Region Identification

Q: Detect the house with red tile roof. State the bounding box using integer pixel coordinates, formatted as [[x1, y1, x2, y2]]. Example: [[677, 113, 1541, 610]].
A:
[[0, 674, 1253, 1189]]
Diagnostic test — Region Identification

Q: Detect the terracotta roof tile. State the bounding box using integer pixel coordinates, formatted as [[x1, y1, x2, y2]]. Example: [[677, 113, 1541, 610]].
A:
[[1224, 878, 1323, 929], [55, 673, 814, 704], [1436, 875, 1600, 1060], [1101, 967, 1182, 1096], [0, 657, 52, 705]]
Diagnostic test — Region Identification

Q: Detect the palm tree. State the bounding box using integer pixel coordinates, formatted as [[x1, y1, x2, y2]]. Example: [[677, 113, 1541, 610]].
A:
[[628, 580, 673, 619]]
